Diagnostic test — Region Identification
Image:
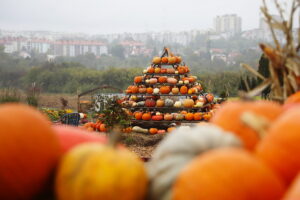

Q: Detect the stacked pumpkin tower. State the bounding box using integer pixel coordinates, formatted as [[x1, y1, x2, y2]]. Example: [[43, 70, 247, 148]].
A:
[[124, 47, 218, 134]]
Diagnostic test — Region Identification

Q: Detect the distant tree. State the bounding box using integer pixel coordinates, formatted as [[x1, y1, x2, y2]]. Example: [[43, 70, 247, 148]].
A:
[[257, 54, 270, 99]]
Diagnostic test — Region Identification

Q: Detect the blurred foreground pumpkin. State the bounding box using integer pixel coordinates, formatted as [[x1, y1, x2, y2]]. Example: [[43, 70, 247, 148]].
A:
[[147, 124, 242, 200], [55, 142, 147, 200], [173, 148, 285, 200], [255, 106, 300, 185], [52, 125, 107, 154], [211, 100, 282, 150], [283, 174, 300, 200], [0, 104, 61, 200]]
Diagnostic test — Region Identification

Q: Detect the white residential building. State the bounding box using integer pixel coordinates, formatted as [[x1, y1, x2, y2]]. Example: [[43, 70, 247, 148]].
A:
[[214, 14, 242, 35]]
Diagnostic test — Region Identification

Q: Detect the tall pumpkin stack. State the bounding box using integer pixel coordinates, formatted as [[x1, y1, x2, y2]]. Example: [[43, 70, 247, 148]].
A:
[[123, 47, 218, 134]]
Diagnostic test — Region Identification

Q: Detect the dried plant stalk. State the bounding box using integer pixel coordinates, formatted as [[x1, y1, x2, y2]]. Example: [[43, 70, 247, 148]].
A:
[[243, 0, 300, 103]]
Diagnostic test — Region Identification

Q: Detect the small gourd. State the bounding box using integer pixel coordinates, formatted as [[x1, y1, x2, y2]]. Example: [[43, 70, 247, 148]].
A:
[[132, 126, 148, 134]]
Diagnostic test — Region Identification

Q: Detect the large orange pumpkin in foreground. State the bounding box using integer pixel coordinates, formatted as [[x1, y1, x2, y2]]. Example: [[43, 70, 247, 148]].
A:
[[173, 148, 285, 200], [211, 100, 282, 150], [284, 91, 300, 105], [283, 174, 300, 200], [255, 106, 300, 185], [0, 104, 61, 200]]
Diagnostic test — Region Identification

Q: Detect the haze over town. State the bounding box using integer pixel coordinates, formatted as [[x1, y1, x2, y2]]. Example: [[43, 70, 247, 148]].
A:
[[0, 0, 281, 34]]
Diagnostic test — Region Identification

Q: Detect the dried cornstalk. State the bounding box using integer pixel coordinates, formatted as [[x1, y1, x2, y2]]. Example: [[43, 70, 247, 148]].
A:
[[243, 0, 300, 103]]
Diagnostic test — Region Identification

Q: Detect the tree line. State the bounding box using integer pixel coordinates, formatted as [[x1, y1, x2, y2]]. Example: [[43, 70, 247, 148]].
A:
[[0, 45, 268, 97]]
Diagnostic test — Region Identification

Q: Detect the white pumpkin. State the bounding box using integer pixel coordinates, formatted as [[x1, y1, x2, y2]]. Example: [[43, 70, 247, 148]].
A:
[[178, 80, 183, 85], [146, 79, 150, 84], [195, 101, 204, 107], [143, 69, 147, 74], [174, 101, 182, 108], [153, 88, 160, 94], [175, 71, 179, 74], [184, 80, 189, 84], [146, 124, 242, 200]]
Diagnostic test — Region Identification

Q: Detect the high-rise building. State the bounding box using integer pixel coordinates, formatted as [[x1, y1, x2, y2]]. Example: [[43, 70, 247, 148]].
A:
[[214, 14, 242, 35]]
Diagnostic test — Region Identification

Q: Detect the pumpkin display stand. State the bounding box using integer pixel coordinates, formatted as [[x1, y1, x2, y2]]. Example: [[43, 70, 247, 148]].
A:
[[123, 47, 217, 134]]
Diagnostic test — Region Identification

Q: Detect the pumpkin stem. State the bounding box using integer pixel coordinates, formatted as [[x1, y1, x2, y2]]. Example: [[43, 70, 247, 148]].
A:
[[108, 126, 122, 147], [240, 111, 270, 138]]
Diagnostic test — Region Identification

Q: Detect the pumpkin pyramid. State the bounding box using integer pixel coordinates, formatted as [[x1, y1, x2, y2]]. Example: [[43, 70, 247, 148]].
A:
[[123, 47, 218, 134]]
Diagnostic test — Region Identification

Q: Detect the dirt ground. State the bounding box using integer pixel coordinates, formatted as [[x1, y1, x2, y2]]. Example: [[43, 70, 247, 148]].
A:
[[39, 93, 78, 109]]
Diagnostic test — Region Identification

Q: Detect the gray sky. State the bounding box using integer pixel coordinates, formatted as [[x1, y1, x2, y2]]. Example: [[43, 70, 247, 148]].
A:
[[0, 0, 280, 34]]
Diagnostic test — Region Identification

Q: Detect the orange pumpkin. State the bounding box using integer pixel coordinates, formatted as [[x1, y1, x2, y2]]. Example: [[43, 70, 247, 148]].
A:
[[177, 66, 186, 74], [142, 113, 151, 120], [194, 113, 203, 121], [154, 68, 161, 74], [175, 56, 182, 63], [99, 124, 107, 132], [167, 78, 177, 84], [172, 87, 179, 95], [283, 174, 300, 200], [149, 128, 158, 135], [156, 99, 165, 107], [138, 86, 147, 94], [188, 88, 195, 94], [0, 104, 61, 200], [157, 130, 166, 134], [152, 57, 161, 64], [185, 113, 194, 121], [161, 57, 168, 64], [284, 91, 300, 105], [167, 68, 175, 74], [161, 68, 167, 74], [164, 113, 173, 121], [152, 115, 163, 121], [145, 99, 156, 107], [211, 100, 283, 151], [173, 148, 285, 200], [160, 86, 171, 94], [255, 106, 300, 185], [134, 112, 143, 120], [168, 57, 176, 64], [131, 86, 139, 94], [147, 67, 155, 73], [167, 127, 176, 132], [134, 76, 143, 83], [158, 76, 167, 83], [180, 86, 188, 94], [146, 87, 153, 94], [206, 93, 214, 103], [203, 112, 212, 121], [183, 99, 194, 108]]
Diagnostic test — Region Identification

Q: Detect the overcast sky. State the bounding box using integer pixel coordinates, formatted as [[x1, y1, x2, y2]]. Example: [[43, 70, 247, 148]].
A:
[[0, 0, 282, 34]]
